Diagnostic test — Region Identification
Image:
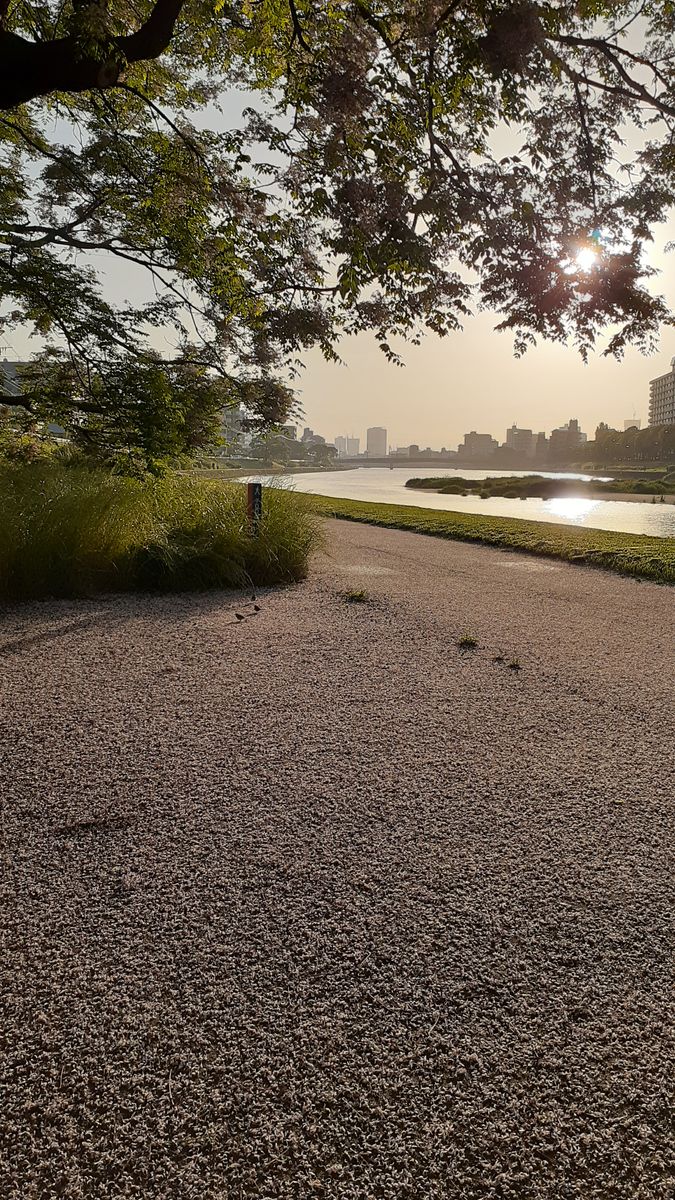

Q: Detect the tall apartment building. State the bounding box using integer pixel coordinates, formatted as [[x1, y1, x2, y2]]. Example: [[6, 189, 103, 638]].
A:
[[649, 359, 675, 426], [334, 435, 360, 457], [548, 418, 587, 462], [459, 431, 498, 459], [366, 426, 387, 457], [505, 425, 535, 457], [220, 404, 246, 447]]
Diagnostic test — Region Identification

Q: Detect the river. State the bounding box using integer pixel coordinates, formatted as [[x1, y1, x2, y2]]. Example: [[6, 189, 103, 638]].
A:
[[243, 467, 675, 538]]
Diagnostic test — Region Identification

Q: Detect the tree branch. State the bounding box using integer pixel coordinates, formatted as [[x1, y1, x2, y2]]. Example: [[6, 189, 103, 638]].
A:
[[121, 82, 202, 148], [572, 78, 598, 222], [0, 391, 34, 413], [288, 0, 311, 52], [0, 0, 187, 109], [551, 34, 675, 120], [432, 1, 464, 33], [427, 37, 437, 177], [119, 0, 186, 61]]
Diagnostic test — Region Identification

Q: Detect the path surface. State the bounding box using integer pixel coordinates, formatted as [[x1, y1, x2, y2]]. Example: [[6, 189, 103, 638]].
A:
[[1, 521, 674, 1199]]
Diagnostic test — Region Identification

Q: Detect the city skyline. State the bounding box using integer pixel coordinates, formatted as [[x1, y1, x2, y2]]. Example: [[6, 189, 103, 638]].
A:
[[300, 326, 664, 453], [4, 220, 672, 452], [294, 220, 675, 452], [4, 246, 671, 452], [327, 413, 642, 458]]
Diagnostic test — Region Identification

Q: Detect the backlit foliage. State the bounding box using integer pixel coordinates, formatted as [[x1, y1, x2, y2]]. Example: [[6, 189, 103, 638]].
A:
[[2, 2, 675, 463]]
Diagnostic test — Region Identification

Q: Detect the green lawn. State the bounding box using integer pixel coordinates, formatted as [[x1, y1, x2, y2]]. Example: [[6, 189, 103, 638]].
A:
[[308, 495, 675, 584]]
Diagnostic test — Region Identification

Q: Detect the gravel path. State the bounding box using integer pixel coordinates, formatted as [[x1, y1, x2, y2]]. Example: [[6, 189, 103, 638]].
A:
[[1, 520, 674, 1199]]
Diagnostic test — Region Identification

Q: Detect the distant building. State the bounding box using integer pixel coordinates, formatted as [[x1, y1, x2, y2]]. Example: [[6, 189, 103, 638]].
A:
[[301, 427, 325, 445], [334, 434, 360, 457], [549, 418, 587, 461], [0, 359, 25, 398], [218, 405, 254, 453], [220, 405, 243, 436], [366, 426, 387, 457], [624, 418, 641, 431], [0, 359, 67, 439], [392, 444, 457, 459], [649, 359, 675, 426], [280, 424, 297, 440], [535, 431, 548, 458], [551, 417, 586, 442], [505, 425, 535, 457], [459, 431, 498, 459]]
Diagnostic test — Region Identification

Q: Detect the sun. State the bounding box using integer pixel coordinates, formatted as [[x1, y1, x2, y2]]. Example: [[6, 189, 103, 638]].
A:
[[575, 247, 598, 272]]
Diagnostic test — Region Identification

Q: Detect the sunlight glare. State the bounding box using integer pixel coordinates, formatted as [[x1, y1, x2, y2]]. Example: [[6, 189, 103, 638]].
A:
[[547, 498, 599, 522], [575, 247, 597, 272]]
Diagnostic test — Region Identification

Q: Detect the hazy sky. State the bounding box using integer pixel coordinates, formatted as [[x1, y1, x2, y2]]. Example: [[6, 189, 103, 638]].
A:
[[8, 225, 672, 454], [292, 29, 675, 453], [7, 88, 675, 454], [298, 234, 675, 451]]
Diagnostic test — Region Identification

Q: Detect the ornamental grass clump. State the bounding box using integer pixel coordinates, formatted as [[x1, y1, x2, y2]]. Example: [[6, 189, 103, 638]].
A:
[[0, 463, 320, 601]]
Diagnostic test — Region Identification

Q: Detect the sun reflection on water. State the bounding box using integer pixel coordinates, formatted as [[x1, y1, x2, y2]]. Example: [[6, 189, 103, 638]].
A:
[[545, 498, 601, 522]]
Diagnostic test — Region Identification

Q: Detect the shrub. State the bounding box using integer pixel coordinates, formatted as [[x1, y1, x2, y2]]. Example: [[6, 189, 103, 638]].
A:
[[0, 464, 320, 601], [630, 480, 663, 494], [438, 482, 466, 495]]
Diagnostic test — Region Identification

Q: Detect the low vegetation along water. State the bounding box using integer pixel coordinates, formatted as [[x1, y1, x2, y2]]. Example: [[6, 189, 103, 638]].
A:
[[245, 467, 675, 539]]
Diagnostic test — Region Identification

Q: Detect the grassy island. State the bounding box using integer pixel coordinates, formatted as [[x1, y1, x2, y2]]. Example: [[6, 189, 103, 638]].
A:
[[406, 474, 675, 500]]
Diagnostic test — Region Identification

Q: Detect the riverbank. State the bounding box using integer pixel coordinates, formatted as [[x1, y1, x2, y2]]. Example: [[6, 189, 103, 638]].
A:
[[242, 467, 675, 539], [604, 491, 675, 504], [308, 495, 675, 583], [191, 462, 356, 479], [2, 520, 673, 1198]]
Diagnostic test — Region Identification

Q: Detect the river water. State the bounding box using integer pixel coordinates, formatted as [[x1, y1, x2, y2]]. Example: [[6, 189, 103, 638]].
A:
[[243, 467, 675, 538]]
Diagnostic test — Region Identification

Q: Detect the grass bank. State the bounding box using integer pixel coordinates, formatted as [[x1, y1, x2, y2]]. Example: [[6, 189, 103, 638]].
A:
[[0, 464, 319, 602], [308, 495, 675, 584]]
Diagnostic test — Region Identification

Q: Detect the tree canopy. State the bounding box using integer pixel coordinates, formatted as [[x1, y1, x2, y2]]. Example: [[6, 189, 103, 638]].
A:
[[2, 2, 675, 465]]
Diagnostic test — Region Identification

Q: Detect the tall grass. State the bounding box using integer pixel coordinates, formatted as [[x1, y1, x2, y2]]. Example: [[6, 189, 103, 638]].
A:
[[0, 463, 320, 601]]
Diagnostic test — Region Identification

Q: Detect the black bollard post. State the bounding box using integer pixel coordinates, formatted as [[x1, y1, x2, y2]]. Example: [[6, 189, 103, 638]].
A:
[[247, 482, 262, 534]]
